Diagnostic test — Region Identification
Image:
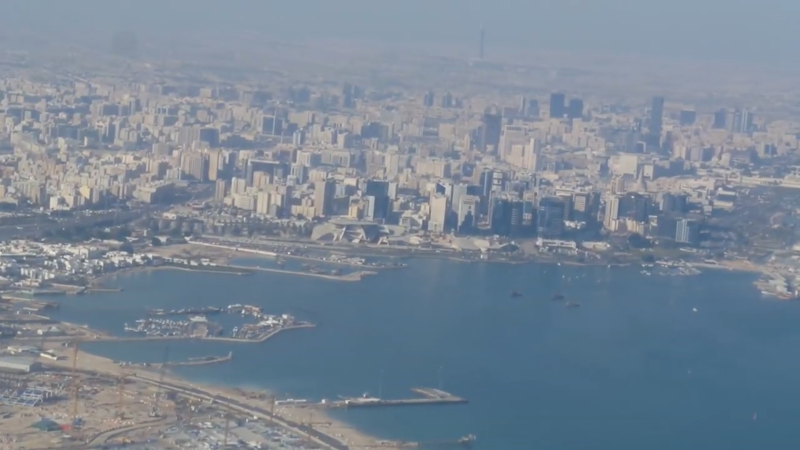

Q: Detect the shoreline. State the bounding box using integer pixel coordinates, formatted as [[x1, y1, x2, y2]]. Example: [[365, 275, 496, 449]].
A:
[[43, 345, 381, 449], [89, 261, 375, 288], [188, 239, 406, 270]]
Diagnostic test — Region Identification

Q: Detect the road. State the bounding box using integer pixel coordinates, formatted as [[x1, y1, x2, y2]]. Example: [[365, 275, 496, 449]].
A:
[[131, 374, 350, 450]]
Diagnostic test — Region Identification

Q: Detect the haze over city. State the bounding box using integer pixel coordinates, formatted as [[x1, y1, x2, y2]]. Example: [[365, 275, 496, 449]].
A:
[[2, 0, 799, 65], [0, 1, 799, 449]]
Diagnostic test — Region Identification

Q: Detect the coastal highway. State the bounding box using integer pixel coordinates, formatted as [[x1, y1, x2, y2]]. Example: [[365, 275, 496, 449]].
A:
[[131, 374, 350, 450]]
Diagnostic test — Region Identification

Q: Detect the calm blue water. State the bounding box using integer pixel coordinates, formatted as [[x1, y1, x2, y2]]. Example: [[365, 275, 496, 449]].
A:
[[48, 259, 800, 450]]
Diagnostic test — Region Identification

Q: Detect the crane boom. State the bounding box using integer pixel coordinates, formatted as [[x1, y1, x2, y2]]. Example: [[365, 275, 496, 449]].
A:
[[70, 342, 79, 430], [150, 345, 170, 417]]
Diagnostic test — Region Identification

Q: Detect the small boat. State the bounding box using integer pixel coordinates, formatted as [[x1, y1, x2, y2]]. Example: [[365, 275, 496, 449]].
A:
[[692, 307, 698, 313], [510, 291, 522, 298], [552, 293, 565, 301], [566, 302, 580, 308]]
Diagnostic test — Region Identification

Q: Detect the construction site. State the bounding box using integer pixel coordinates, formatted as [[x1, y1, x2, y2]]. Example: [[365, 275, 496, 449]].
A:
[[0, 342, 342, 450]]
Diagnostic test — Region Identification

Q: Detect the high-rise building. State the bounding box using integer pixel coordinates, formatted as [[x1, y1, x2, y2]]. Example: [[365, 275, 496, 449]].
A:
[[428, 194, 448, 233], [341, 84, 354, 108], [457, 195, 480, 233], [676, 219, 700, 245], [181, 152, 209, 182], [207, 150, 221, 181], [214, 179, 228, 202], [441, 92, 453, 108], [731, 109, 754, 134], [522, 98, 539, 118], [246, 160, 286, 186], [523, 138, 541, 172], [490, 197, 524, 236], [712, 109, 727, 129], [604, 195, 621, 230], [423, 91, 435, 108], [549, 93, 566, 119], [314, 179, 336, 217], [364, 180, 391, 221], [292, 130, 305, 147], [650, 96, 665, 137], [479, 108, 502, 152], [620, 193, 651, 223], [567, 98, 584, 119], [572, 192, 598, 223], [260, 115, 283, 136], [536, 197, 565, 238]]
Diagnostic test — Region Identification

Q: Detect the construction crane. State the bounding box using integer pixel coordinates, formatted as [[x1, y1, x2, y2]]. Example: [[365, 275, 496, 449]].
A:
[[69, 341, 80, 434], [150, 345, 170, 417], [116, 371, 129, 420], [223, 412, 230, 449]]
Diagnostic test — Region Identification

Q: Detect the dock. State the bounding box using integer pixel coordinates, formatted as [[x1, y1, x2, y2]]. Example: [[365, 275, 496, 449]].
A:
[[312, 387, 467, 409], [152, 351, 233, 368]]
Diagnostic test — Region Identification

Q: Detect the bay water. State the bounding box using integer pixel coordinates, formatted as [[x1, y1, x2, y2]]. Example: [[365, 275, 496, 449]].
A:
[[49, 259, 800, 449]]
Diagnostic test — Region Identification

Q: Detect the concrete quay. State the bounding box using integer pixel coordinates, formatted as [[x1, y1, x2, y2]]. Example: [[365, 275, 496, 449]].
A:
[[314, 387, 468, 409]]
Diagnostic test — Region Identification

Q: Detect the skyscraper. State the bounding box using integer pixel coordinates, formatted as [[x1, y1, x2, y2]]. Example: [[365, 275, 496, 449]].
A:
[[214, 179, 228, 203], [650, 96, 664, 137], [523, 99, 539, 118], [536, 197, 566, 239], [676, 219, 700, 245], [423, 91, 435, 108], [207, 150, 221, 181], [479, 108, 502, 152], [365, 180, 391, 221], [732, 109, 754, 134], [441, 92, 453, 108], [490, 197, 524, 237], [457, 195, 479, 233], [341, 84, 354, 108], [604, 195, 621, 230], [712, 109, 727, 129], [428, 194, 448, 233], [567, 98, 584, 119], [549, 93, 565, 119], [314, 180, 336, 217]]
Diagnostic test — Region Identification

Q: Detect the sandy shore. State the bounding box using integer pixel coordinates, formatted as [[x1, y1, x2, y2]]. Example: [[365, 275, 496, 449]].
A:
[[43, 344, 382, 449]]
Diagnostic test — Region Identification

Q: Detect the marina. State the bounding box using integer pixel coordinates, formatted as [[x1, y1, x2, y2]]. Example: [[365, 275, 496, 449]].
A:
[[125, 304, 314, 342], [146, 307, 224, 317]]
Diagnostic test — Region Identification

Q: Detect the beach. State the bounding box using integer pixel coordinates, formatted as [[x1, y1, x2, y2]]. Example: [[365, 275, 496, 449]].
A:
[[43, 342, 383, 449]]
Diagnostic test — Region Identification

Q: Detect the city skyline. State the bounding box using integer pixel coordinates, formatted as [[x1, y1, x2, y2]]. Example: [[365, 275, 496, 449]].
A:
[[1, 0, 799, 66]]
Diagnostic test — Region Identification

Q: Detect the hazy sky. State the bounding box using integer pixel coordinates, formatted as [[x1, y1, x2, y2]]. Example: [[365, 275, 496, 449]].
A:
[[1, 0, 798, 65]]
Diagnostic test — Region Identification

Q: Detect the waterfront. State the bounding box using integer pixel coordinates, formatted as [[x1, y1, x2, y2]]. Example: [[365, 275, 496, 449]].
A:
[[47, 258, 800, 450]]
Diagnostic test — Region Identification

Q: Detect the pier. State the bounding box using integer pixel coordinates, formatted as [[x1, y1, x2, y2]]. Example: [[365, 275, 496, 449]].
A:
[[365, 434, 476, 448], [313, 387, 467, 409], [152, 351, 233, 368]]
